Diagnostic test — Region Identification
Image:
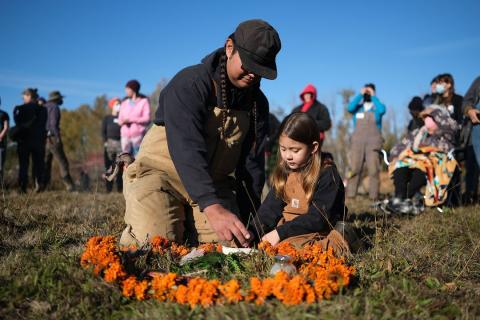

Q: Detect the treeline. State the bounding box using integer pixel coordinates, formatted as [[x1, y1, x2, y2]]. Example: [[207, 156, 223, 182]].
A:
[[59, 80, 168, 168]]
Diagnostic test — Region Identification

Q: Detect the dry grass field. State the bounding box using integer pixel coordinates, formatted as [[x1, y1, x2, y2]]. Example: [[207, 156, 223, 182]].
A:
[[0, 189, 479, 319]]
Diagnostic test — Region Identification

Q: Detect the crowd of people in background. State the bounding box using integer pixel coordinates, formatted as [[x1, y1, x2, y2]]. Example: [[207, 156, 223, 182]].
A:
[[268, 74, 480, 216], [0, 79, 151, 194], [0, 72, 479, 216]]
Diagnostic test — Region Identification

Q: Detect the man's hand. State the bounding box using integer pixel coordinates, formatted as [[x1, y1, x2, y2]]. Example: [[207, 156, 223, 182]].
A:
[[203, 204, 251, 247], [261, 229, 280, 246], [467, 109, 480, 124]]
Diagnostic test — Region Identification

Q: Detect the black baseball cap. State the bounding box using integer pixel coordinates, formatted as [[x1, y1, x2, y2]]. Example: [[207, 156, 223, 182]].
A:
[[231, 19, 281, 80]]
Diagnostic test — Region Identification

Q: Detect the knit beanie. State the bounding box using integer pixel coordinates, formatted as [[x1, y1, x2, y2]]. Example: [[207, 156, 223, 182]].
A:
[[408, 96, 424, 112], [125, 80, 140, 93]]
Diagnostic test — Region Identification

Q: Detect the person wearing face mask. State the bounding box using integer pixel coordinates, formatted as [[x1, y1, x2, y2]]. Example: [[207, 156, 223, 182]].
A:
[[120, 20, 281, 248], [386, 105, 459, 215], [346, 83, 386, 201], [434, 74, 464, 205], [425, 74, 463, 125], [102, 98, 123, 193]]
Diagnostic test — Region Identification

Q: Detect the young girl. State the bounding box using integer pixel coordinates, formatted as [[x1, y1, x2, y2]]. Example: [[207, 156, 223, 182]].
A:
[[255, 113, 349, 252]]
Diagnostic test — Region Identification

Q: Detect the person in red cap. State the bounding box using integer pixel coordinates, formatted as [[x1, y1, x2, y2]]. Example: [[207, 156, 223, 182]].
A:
[[291, 84, 331, 145], [102, 98, 122, 192], [120, 19, 281, 248], [118, 80, 150, 156]]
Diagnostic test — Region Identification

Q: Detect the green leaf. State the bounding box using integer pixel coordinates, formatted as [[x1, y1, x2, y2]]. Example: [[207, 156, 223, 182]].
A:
[[425, 277, 441, 289], [417, 298, 433, 306]]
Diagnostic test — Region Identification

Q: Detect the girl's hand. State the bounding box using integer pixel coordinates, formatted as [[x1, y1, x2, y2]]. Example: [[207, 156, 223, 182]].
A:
[[261, 230, 280, 246]]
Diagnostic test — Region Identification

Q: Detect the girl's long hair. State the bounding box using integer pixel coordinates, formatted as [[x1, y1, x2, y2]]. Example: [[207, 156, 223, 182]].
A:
[[270, 112, 322, 203]]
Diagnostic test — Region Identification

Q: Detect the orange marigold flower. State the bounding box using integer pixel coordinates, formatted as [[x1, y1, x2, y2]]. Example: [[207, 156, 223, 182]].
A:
[[186, 278, 203, 307], [275, 242, 299, 262], [104, 261, 127, 282], [151, 236, 170, 252], [122, 276, 137, 298], [175, 284, 189, 304], [219, 279, 243, 304], [151, 273, 177, 302], [200, 279, 220, 307], [170, 243, 190, 257], [134, 280, 149, 300], [197, 243, 219, 253], [247, 274, 281, 305], [258, 241, 276, 256], [245, 277, 262, 303]]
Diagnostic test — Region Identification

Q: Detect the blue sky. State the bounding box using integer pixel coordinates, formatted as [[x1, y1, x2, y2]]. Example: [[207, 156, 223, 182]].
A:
[[1, 0, 479, 127]]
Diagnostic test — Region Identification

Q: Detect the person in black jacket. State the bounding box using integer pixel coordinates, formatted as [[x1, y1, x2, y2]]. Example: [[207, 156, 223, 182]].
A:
[[254, 113, 348, 253], [407, 96, 425, 132], [120, 20, 281, 248], [291, 84, 331, 145], [433, 73, 463, 206], [102, 98, 122, 192], [13, 88, 47, 193], [462, 76, 480, 204], [0, 97, 9, 184], [44, 90, 75, 191]]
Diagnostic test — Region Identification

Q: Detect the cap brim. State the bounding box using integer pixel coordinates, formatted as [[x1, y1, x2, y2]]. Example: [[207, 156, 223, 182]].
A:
[[48, 96, 65, 101], [237, 47, 277, 80]]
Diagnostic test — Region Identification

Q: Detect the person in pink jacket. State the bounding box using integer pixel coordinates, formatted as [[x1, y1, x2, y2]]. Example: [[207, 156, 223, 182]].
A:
[[118, 80, 151, 155]]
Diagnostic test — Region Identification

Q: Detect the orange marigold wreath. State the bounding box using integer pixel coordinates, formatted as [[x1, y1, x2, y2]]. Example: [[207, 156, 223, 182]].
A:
[[80, 236, 355, 307]]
